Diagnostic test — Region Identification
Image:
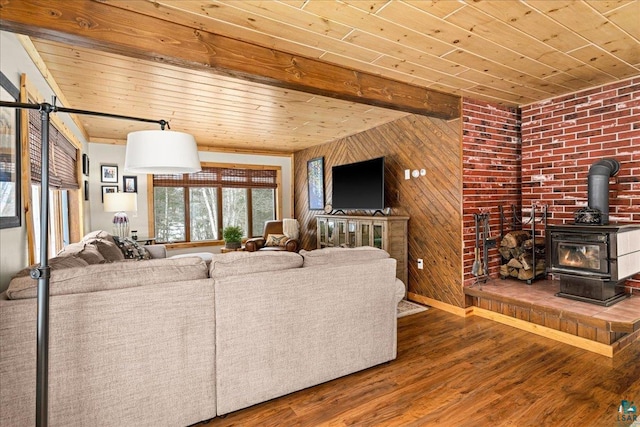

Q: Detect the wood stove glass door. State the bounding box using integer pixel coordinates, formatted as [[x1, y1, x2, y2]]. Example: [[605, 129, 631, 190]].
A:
[[553, 239, 608, 276]]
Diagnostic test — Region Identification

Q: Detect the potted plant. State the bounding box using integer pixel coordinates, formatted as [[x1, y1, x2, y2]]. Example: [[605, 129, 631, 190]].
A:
[[223, 225, 243, 249]]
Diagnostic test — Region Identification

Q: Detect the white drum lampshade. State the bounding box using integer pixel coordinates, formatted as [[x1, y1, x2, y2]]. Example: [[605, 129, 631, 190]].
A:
[[104, 192, 138, 238], [124, 130, 201, 174]]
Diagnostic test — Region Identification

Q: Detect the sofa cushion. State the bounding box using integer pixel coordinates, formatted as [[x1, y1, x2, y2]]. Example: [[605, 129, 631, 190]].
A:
[[170, 252, 213, 266], [82, 230, 124, 262], [209, 251, 303, 279], [7, 256, 91, 299], [14, 256, 89, 276], [265, 233, 287, 247], [57, 242, 106, 265], [56, 242, 86, 257], [144, 244, 167, 259], [394, 278, 406, 303], [113, 236, 152, 260], [6, 257, 208, 300], [299, 246, 390, 267]]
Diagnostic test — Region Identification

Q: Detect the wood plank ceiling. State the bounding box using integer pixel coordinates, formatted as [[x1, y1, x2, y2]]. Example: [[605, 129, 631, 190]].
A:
[[6, 0, 640, 153]]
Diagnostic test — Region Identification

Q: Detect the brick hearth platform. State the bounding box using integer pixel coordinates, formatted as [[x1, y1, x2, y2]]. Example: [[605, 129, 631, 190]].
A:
[[464, 278, 640, 357]]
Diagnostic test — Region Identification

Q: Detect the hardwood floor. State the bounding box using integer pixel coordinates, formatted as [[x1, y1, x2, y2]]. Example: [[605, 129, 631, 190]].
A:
[[203, 309, 640, 427]]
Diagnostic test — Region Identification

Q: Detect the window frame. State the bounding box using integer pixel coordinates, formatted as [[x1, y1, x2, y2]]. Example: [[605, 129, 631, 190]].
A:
[[149, 162, 281, 246]]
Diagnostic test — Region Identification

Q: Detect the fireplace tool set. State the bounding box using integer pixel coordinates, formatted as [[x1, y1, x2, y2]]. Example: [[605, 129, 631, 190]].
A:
[[472, 212, 494, 288]]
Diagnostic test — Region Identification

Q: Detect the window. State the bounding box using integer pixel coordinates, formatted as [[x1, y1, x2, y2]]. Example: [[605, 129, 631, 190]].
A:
[[190, 187, 218, 241], [222, 187, 247, 238], [252, 188, 275, 236], [152, 165, 278, 243], [28, 109, 78, 258], [31, 185, 70, 256], [154, 187, 185, 243]]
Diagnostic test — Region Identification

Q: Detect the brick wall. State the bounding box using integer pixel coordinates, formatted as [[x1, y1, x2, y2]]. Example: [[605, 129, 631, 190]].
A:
[[462, 77, 640, 291], [521, 77, 640, 291], [462, 98, 521, 287], [521, 77, 639, 224]]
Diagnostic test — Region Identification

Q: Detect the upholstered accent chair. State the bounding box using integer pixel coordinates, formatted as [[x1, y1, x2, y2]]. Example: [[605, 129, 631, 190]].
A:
[[245, 220, 300, 252]]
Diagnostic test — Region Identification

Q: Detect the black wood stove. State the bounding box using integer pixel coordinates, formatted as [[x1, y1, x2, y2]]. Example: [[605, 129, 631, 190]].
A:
[[547, 223, 640, 306]]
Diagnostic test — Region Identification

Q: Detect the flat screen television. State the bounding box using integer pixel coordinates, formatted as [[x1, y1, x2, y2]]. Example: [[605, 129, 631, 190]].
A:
[[332, 157, 385, 211]]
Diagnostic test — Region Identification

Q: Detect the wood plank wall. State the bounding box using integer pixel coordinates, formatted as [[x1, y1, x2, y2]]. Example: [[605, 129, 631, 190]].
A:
[[294, 115, 465, 307]]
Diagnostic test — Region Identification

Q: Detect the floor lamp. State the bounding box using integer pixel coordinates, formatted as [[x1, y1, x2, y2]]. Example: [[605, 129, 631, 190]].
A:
[[0, 99, 201, 427]]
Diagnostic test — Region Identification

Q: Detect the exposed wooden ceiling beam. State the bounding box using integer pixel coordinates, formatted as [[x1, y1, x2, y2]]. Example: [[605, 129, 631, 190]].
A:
[[0, 0, 460, 120]]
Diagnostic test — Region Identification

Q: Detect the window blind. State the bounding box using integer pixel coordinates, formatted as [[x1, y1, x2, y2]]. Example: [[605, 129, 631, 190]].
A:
[[154, 167, 277, 189], [28, 109, 79, 190]]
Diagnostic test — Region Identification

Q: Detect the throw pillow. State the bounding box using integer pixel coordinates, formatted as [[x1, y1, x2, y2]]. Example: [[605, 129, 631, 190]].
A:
[[56, 242, 86, 257], [82, 231, 124, 262], [112, 236, 152, 260], [265, 233, 287, 247], [76, 244, 106, 265], [82, 230, 113, 241]]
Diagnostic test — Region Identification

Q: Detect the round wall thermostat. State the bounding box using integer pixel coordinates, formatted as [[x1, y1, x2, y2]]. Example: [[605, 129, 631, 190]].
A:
[[411, 170, 420, 178]]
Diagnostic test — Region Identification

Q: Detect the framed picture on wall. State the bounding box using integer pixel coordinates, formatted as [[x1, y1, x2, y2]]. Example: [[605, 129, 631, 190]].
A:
[[82, 153, 90, 176], [84, 181, 89, 201], [307, 157, 325, 210], [101, 185, 118, 202], [123, 175, 137, 193], [0, 71, 22, 229], [101, 164, 118, 183]]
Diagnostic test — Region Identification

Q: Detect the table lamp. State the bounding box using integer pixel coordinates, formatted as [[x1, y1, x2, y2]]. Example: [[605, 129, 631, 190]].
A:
[[103, 192, 138, 238]]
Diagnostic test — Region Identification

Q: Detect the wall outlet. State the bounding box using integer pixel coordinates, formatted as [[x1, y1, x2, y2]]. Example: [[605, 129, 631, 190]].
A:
[[417, 258, 424, 270]]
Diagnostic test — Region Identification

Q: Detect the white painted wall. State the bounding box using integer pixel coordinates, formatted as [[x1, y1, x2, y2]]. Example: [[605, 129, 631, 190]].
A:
[[0, 32, 89, 292], [88, 143, 294, 251]]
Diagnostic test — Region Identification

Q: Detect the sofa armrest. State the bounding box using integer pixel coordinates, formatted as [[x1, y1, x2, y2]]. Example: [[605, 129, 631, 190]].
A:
[[245, 238, 265, 252], [144, 244, 167, 259], [284, 239, 299, 252]]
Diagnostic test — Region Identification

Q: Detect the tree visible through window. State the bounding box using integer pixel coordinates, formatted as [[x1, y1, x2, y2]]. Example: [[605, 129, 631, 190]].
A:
[[190, 187, 218, 241], [152, 166, 278, 243], [252, 188, 275, 236], [222, 188, 247, 239], [154, 187, 185, 243]]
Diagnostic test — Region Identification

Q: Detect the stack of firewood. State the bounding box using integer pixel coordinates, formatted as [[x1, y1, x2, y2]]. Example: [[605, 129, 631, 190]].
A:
[[499, 230, 546, 281]]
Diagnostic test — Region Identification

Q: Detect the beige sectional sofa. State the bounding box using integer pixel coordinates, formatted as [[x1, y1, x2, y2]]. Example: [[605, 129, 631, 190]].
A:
[[0, 232, 404, 426]]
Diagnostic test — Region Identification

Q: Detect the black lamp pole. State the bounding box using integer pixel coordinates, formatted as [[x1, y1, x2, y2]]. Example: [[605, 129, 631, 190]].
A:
[[36, 104, 52, 426], [0, 99, 166, 427]]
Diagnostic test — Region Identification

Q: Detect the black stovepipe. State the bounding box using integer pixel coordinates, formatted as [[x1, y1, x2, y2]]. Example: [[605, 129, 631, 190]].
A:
[[587, 158, 620, 225], [0, 99, 165, 427]]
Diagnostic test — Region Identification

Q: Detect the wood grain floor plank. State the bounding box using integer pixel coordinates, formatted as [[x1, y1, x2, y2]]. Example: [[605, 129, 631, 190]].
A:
[[204, 309, 640, 427]]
